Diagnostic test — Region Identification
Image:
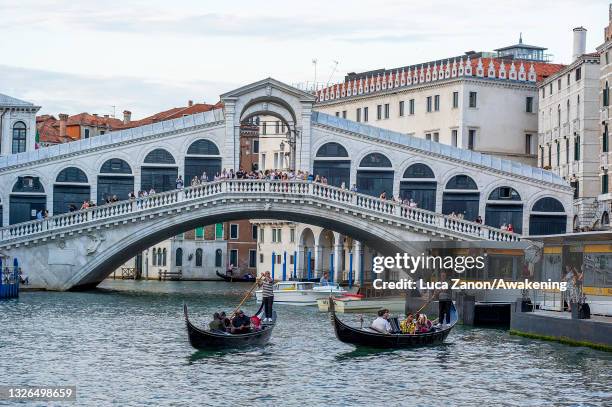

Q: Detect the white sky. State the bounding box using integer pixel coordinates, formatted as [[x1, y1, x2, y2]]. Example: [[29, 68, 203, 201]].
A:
[[0, 0, 608, 118]]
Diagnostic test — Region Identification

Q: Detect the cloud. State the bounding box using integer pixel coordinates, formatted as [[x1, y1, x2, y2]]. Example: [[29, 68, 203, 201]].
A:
[[0, 65, 237, 118]]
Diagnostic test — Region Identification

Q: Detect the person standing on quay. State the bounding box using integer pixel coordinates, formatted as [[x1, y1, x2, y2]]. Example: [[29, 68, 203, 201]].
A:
[[260, 271, 274, 322]]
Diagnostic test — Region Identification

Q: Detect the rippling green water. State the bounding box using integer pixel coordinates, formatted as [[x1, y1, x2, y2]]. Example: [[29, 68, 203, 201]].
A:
[[0, 280, 610, 406]]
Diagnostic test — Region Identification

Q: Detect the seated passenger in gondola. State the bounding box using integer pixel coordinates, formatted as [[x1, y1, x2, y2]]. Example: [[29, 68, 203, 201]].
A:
[[219, 311, 231, 331], [416, 314, 432, 333], [231, 310, 252, 334], [208, 312, 224, 332], [371, 309, 392, 333], [400, 313, 416, 334]]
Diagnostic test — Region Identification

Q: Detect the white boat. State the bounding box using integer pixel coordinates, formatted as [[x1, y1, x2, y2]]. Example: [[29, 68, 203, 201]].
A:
[[322, 296, 406, 313], [255, 281, 346, 305]]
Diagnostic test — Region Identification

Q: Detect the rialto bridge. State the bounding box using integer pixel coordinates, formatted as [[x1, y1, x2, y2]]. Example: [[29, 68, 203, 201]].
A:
[[0, 78, 573, 290]]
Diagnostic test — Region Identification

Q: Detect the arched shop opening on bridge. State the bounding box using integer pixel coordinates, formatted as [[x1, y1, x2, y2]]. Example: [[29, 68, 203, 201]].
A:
[[313, 142, 350, 188], [97, 159, 134, 203], [442, 174, 480, 221], [53, 167, 90, 215], [485, 187, 523, 234], [357, 153, 394, 197], [141, 149, 178, 193], [318, 229, 335, 280], [399, 163, 436, 211], [184, 139, 221, 183], [299, 228, 316, 279], [529, 197, 567, 235], [10, 176, 46, 224]]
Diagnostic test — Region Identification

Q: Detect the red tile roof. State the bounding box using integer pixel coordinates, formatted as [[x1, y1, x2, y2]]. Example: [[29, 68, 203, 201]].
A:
[[117, 102, 221, 129]]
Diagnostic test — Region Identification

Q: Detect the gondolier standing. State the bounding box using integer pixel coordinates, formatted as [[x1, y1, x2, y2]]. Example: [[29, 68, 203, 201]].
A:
[[260, 271, 274, 322], [435, 271, 453, 326]]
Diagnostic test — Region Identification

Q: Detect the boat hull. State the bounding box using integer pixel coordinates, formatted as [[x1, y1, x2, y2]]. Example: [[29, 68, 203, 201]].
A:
[[330, 301, 457, 348], [255, 288, 346, 305], [183, 304, 276, 350], [215, 271, 256, 283]]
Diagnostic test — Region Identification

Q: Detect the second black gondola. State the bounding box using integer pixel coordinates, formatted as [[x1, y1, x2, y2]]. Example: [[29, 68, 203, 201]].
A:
[[184, 303, 276, 350], [215, 270, 256, 282], [329, 300, 458, 348]]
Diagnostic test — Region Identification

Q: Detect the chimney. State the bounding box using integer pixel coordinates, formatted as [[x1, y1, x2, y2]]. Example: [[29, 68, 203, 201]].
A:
[[93, 113, 98, 117], [123, 110, 131, 124], [103, 114, 109, 119], [572, 27, 587, 61], [188, 100, 193, 107], [59, 113, 68, 142]]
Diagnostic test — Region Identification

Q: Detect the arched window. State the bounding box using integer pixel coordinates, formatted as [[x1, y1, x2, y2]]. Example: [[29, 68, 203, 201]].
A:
[[187, 139, 220, 155], [359, 153, 392, 167], [162, 248, 167, 266], [144, 149, 175, 164], [604, 81, 610, 107], [602, 211, 610, 226], [175, 248, 183, 267], [12, 176, 45, 193], [195, 248, 203, 267], [56, 167, 88, 183], [488, 187, 521, 201], [215, 249, 223, 268], [12, 121, 27, 154], [100, 159, 132, 174], [529, 197, 567, 236], [445, 175, 478, 190], [532, 197, 564, 212], [152, 248, 157, 266], [403, 163, 434, 178], [316, 142, 348, 157], [157, 249, 163, 266]]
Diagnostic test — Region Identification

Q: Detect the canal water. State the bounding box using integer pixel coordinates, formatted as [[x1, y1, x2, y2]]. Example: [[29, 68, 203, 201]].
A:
[[0, 280, 610, 406]]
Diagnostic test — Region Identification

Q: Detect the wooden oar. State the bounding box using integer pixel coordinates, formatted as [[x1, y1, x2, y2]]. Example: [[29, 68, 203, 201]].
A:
[[229, 276, 263, 319]]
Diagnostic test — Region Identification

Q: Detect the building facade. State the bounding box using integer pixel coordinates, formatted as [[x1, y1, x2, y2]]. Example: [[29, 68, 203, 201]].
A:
[[538, 28, 601, 231], [597, 5, 612, 229], [0, 94, 40, 157], [314, 42, 564, 166]]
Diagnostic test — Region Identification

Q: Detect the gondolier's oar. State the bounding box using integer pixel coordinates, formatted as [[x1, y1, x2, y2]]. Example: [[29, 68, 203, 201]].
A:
[[230, 276, 263, 319], [415, 295, 435, 315]]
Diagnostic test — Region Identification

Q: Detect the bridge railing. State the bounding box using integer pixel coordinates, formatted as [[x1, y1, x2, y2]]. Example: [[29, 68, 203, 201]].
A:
[[0, 179, 520, 243]]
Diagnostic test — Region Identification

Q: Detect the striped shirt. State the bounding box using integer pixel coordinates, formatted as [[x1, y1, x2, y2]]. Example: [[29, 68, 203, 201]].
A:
[[262, 280, 274, 297]]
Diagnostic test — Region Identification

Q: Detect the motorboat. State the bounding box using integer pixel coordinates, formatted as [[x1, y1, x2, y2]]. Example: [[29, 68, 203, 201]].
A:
[[255, 281, 346, 305]]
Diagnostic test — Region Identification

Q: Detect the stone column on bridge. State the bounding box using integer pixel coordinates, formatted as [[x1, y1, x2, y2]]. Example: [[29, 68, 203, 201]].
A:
[[223, 101, 238, 170], [353, 240, 363, 286], [313, 244, 322, 278], [296, 103, 312, 173]]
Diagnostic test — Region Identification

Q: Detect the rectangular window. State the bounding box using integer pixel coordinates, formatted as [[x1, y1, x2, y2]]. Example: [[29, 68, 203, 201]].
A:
[[603, 172, 609, 194], [539, 146, 544, 167], [565, 138, 569, 163], [557, 79, 561, 90], [399, 101, 405, 117], [290, 228, 295, 243], [468, 129, 476, 150], [452, 92, 459, 108], [526, 97, 533, 113], [260, 253, 264, 263], [272, 228, 282, 243], [262, 122, 267, 135], [342, 110, 347, 119], [100, 131, 105, 135], [363, 107, 369, 122], [542, 87, 546, 98], [377, 104, 382, 120], [261, 153, 266, 169], [275, 121, 280, 133], [575, 67, 581, 81], [230, 224, 238, 239], [574, 135, 581, 161], [434, 95, 440, 111], [425, 133, 432, 141], [215, 223, 224, 240], [469, 92, 477, 108], [556, 141, 560, 167], [252, 139, 259, 154], [604, 124, 609, 153], [251, 225, 258, 240], [549, 83, 553, 94], [259, 228, 265, 243], [572, 180, 580, 199], [525, 134, 532, 155], [567, 73, 571, 86], [451, 130, 458, 147], [356, 108, 361, 122], [384, 103, 389, 119], [195, 227, 204, 239], [249, 250, 257, 268], [409, 99, 415, 115], [230, 249, 238, 267], [335, 112, 339, 117], [84, 128, 90, 139], [426, 96, 432, 112], [433, 132, 439, 142]]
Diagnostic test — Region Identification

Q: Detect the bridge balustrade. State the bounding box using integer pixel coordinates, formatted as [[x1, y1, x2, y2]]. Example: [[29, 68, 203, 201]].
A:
[[0, 180, 521, 244]]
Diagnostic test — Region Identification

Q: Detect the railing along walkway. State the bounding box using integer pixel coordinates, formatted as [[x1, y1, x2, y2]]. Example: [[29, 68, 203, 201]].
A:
[[0, 180, 520, 244]]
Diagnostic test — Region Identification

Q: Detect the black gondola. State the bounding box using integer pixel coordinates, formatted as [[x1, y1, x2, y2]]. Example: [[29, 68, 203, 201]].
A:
[[183, 303, 276, 350], [330, 300, 458, 348], [215, 270, 256, 282]]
